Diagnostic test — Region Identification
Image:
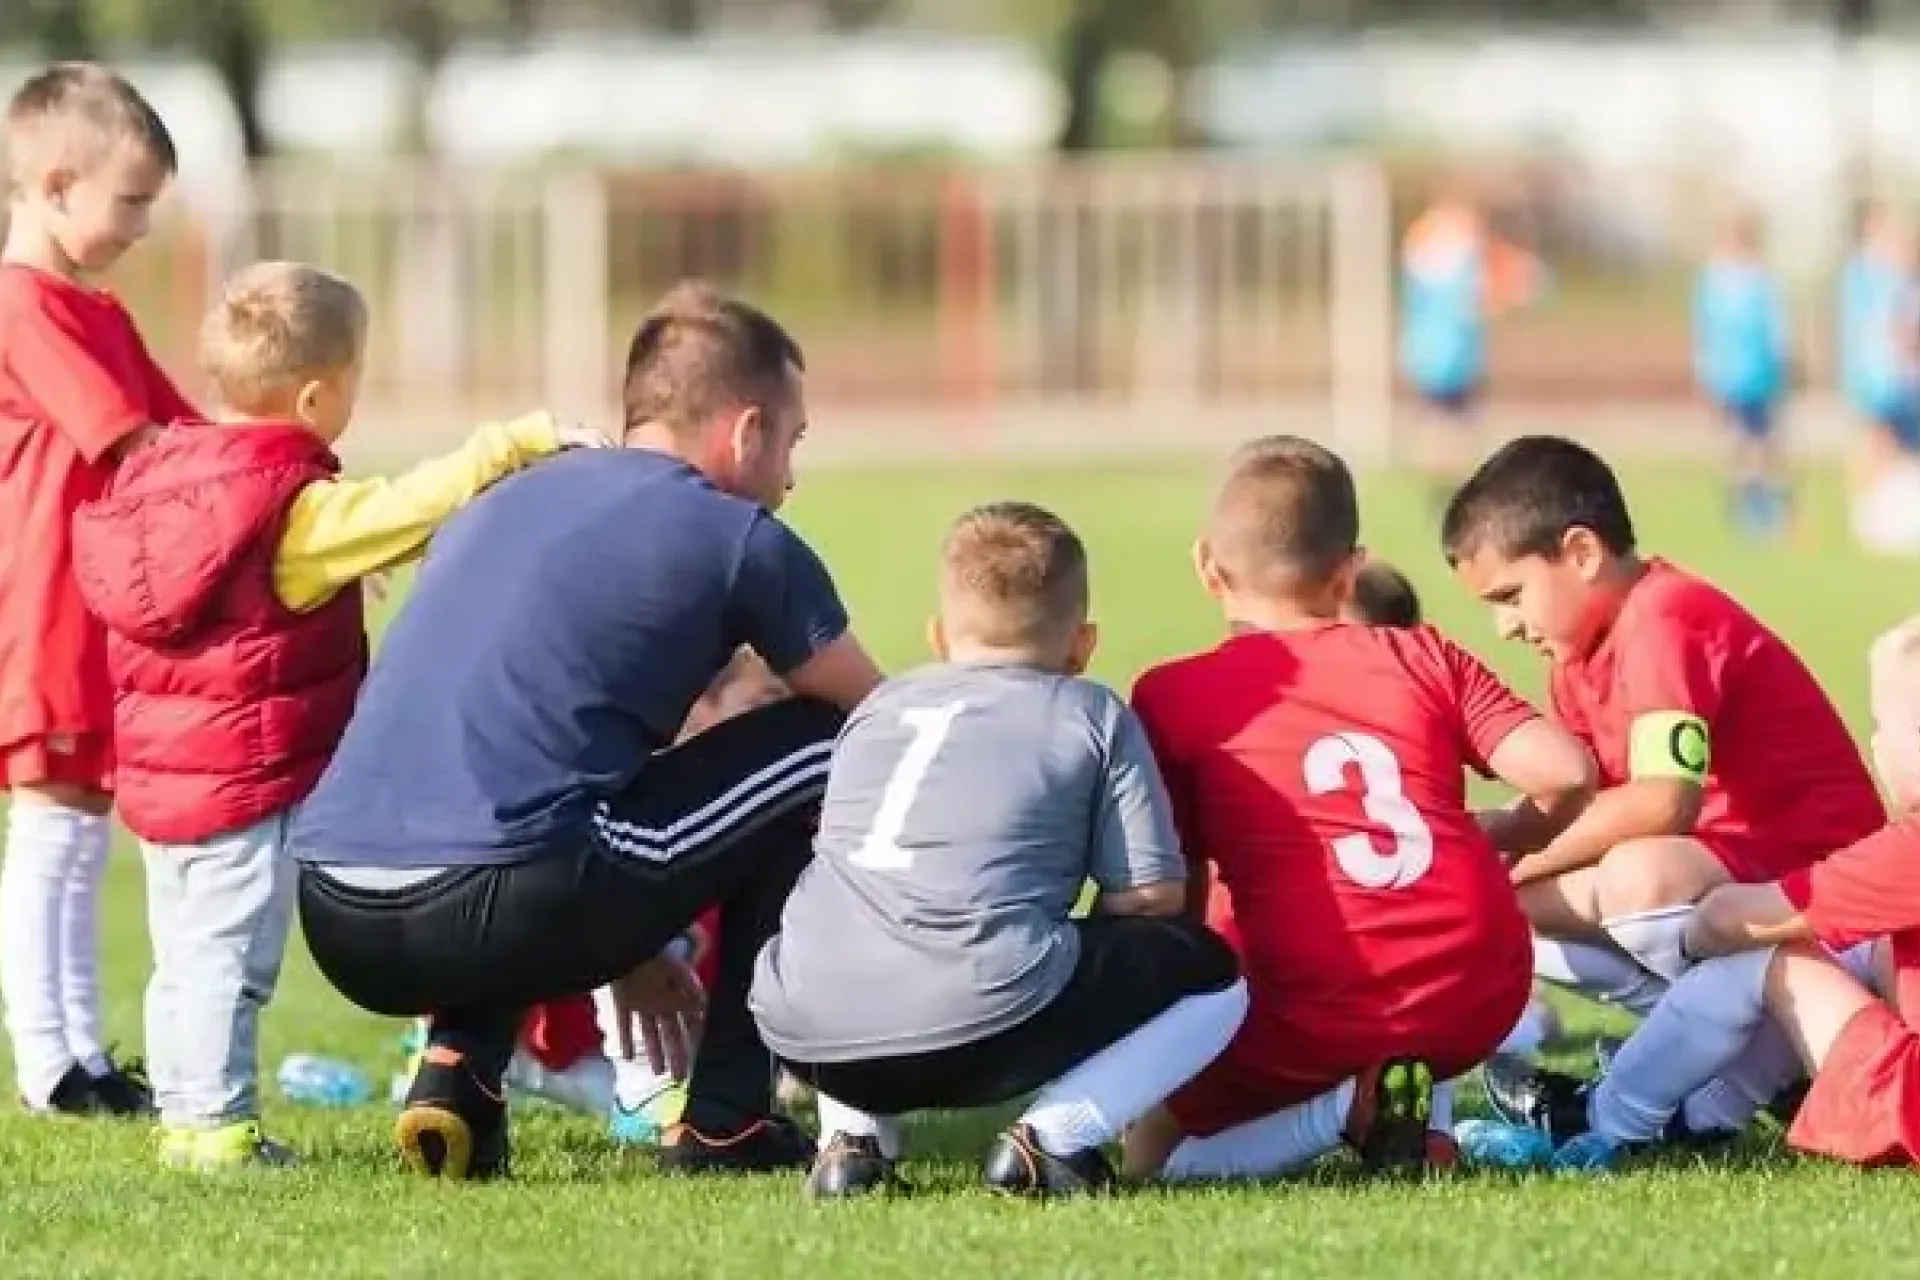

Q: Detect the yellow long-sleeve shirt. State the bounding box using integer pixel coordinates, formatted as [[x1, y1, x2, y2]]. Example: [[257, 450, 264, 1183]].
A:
[[272, 412, 564, 612]]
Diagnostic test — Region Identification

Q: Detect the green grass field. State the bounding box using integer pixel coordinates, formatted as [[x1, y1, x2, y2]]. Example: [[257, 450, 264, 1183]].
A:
[[4, 456, 1918, 1280]]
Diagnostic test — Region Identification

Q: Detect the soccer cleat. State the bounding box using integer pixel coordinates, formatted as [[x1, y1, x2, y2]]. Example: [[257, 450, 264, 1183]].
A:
[[657, 1113, 816, 1175], [1550, 1130, 1624, 1174], [805, 1132, 907, 1200], [1479, 1052, 1592, 1143], [160, 1121, 299, 1171], [26, 1064, 106, 1116], [608, 1080, 688, 1147], [394, 1045, 510, 1180], [1452, 1117, 1554, 1170], [980, 1123, 1115, 1198], [88, 1053, 156, 1117], [1346, 1057, 1434, 1174]]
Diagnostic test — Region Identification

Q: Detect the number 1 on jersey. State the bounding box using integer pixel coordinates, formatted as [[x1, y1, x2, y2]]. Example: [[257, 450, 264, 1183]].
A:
[[849, 701, 967, 871]]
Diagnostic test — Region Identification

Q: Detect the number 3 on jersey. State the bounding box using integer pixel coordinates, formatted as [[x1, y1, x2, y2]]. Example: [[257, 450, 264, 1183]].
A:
[[849, 701, 967, 871], [1302, 731, 1434, 890]]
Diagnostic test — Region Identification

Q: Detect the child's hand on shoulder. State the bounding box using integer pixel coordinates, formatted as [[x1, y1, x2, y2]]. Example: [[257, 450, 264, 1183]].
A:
[[557, 420, 616, 450]]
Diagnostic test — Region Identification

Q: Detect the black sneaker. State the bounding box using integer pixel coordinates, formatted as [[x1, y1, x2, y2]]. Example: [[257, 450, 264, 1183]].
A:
[[805, 1132, 906, 1200], [1348, 1057, 1434, 1174], [28, 1063, 107, 1116], [88, 1053, 156, 1117], [394, 1045, 510, 1180], [1481, 1052, 1592, 1144], [658, 1114, 816, 1175], [981, 1123, 1115, 1198]]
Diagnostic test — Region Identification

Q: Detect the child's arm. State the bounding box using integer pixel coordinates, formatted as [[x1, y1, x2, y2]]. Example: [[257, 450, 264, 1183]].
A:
[[272, 412, 585, 611], [1510, 623, 1721, 885], [1446, 637, 1597, 858], [10, 290, 176, 463], [1088, 700, 1188, 920], [1693, 819, 1920, 959]]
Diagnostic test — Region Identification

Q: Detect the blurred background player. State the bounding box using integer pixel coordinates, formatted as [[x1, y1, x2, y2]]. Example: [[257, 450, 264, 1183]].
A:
[[1693, 209, 1793, 540], [1397, 186, 1544, 510], [0, 63, 192, 1120], [1123, 437, 1593, 1183], [1839, 204, 1920, 494]]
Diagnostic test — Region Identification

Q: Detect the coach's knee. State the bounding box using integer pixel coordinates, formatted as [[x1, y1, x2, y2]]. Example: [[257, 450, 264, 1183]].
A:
[[1595, 836, 1728, 919]]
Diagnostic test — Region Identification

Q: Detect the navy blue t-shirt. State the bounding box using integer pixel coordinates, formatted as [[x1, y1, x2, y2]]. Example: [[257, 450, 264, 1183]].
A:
[[289, 448, 849, 868]]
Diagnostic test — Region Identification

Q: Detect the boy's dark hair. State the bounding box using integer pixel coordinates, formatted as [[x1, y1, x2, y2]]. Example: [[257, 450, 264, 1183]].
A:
[[1440, 435, 1636, 566], [622, 281, 804, 436], [1350, 561, 1422, 628], [1208, 435, 1359, 586], [940, 501, 1090, 651]]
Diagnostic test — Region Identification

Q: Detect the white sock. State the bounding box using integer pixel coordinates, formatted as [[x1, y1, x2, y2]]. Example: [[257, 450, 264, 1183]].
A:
[[0, 801, 88, 1103], [1021, 980, 1248, 1158], [1430, 1079, 1455, 1133], [1533, 936, 1669, 1015], [1495, 996, 1558, 1057], [1587, 947, 1773, 1144], [59, 813, 111, 1076], [1163, 1081, 1355, 1181], [815, 1093, 904, 1159], [1602, 906, 1696, 983], [1680, 1016, 1802, 1134]]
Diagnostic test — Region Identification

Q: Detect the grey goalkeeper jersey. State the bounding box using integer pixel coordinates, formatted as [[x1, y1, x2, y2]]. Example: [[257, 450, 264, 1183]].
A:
[[750, 661, 1186, 1063]]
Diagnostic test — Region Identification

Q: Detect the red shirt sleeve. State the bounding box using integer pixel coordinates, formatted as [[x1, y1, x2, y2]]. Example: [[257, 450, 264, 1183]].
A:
[[1778, 818, 1920, 951], [1435, 630, 1541, 776], [5, 287, 154, 462], [1614, 601, 1727, 723], [1130, 668, 1206, 871]]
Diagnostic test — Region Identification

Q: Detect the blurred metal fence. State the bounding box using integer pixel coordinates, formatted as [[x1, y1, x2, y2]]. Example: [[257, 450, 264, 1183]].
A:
[[106, 152, 1863, 464]]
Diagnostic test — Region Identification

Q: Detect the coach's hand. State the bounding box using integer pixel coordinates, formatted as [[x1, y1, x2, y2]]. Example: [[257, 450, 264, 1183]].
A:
[[558, 420, 618, 449], [609, 953, 707, 1079]]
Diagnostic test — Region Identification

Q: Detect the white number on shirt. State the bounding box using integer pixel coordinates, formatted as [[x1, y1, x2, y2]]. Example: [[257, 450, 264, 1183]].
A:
[[1301, 731, 1435, 890], [848, 701, 966, 872]]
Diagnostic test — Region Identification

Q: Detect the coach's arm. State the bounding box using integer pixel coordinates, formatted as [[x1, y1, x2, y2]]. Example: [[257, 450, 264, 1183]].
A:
[[781, 633, 885, 712], [1097, 880, 1187, 919]]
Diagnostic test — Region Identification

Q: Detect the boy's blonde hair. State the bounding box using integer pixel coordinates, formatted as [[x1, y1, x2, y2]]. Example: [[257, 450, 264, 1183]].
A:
[[939, 502, 1089, 653], [4, 62, 176, 191], [200, 261, 368, 412]]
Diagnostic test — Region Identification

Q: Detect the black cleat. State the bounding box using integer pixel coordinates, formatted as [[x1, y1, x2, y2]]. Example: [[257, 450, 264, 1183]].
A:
[[1351, 1057, 1434, 1174], [981, 1123, 1115, 1198], [805, 1132, 906, 1200], [29, 1063, 107, 1116], [1765, 1078, 1810, 1129], [88, 1053, 156, 1117], [658, 1114, 816, 1175], [1481, 1052, 1592, 1144], [395, 1046, 510, 1180]]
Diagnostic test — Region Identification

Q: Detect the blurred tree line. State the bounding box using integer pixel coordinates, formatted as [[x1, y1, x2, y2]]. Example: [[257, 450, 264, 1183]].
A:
[[0, 0, 1902, 159]]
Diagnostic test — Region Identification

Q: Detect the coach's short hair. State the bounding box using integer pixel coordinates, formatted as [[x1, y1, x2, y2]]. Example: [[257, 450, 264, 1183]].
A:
[[200, 261, 368, 411], [1440, 435, 1636, 566], [5, 62, 176, 191], [939, 502, 1090, 653], [622, 281, 804, 436], [1207, 435, 1360, 588], [1350, 560, 1422, 628]]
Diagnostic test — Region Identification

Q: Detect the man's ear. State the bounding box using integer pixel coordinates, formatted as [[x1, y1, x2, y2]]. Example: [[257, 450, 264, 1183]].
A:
[[728, 403, 764, 469]]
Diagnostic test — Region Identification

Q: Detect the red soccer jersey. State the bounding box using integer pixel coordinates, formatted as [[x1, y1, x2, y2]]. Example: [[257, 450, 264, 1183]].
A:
[[1133, 623, 1536, 1038], [1548, 558, 1884, 883], [1781, 817, 1920, 1025], [0, 265, 196, 753]]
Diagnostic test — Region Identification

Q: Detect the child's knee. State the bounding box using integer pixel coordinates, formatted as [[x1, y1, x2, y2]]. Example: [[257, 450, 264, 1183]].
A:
[[1595, 836, 1729, 918]]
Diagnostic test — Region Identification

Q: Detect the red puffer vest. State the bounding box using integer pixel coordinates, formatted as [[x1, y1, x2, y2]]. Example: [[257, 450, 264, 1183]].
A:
[[71, 422, 368, 844]]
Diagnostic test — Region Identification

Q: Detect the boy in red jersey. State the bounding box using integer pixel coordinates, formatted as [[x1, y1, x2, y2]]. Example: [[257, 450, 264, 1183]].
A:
[[1472, 617, 1920, 1170], [1439, 435, 1884, 1144], [0, 63, 198, 1117], [72, 261, 594, 1168], [1122, 436, 1594, 1181]]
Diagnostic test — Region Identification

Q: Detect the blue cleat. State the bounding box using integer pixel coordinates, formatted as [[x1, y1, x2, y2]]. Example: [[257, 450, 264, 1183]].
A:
[[1453, 1118, 1554, 1170], [1551, 1130, 1624, 1173]]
